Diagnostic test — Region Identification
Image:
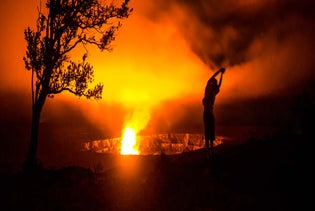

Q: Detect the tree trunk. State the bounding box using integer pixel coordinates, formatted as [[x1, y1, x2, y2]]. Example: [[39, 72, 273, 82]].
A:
[[23, 95, 46, 173]]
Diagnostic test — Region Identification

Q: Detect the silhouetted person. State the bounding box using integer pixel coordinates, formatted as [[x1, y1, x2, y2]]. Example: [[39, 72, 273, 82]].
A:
[[203, 67, 225, 158]]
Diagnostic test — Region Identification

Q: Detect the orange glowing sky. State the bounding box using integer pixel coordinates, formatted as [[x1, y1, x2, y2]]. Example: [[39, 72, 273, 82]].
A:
[[0, 0, 314, 174], [0, 0, 314, 136], [1, 0, 314, 101], [89, 13, 209, 106]]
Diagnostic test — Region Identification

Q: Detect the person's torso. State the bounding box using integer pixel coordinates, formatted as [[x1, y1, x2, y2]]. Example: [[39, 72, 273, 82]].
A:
[[203, 84, 219, 108]]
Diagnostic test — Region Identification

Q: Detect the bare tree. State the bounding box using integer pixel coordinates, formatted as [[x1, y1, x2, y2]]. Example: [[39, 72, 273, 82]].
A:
[[23, 0, 132, 172]]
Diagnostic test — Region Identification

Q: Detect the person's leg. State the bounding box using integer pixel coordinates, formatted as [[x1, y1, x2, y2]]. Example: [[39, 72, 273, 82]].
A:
[[205, 138, 210, 159], [210, 139, 214, 155], [205, 137, 209, 150], [209, 113, 215, 155], [204, 111, 214, 159], [204, 113, 210, 159], [204, 130, 211, 159]]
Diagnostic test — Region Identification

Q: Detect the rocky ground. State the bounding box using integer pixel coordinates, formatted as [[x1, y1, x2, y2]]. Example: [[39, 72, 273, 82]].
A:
[[0, 132, 313, 211]]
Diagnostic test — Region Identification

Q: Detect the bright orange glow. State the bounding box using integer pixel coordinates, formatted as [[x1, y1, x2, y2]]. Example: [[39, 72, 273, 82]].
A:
[[3, 0, 312, 144], [120, 108, 150, 155], [120, 126, 139, 155], [89, 7, 210, 107]]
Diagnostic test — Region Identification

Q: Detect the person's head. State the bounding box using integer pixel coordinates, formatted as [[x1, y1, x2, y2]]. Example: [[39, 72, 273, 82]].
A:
[[208, 77, 217, 86]]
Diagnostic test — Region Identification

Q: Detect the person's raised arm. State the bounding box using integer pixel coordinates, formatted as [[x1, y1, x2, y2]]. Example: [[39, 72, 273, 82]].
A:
[[210, 67, 225, 79], [218, 68, 225, 88]]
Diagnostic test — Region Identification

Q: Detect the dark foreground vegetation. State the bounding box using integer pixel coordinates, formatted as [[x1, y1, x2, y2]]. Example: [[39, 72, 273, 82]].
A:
[[0, 131, 313, 211]]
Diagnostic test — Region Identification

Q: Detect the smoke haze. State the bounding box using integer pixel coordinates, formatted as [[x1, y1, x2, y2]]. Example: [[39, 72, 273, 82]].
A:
[[0, 0, 314, 170]]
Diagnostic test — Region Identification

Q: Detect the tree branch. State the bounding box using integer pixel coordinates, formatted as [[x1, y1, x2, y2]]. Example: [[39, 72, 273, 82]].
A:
[[62, 37, 83, 55]]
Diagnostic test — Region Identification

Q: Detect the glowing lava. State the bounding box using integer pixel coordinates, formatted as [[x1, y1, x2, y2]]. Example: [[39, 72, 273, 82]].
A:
[[120, 126, 139, 155]]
